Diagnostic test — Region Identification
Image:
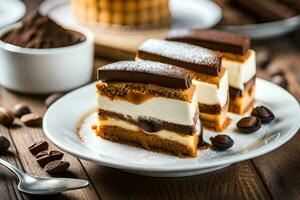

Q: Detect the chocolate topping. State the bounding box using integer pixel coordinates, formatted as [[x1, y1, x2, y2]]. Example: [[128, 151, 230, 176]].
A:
[[1, 12, 86, 48], [137, 39, 221, 76], [166, 29, 250, 55], [98, 61, 192, 89]]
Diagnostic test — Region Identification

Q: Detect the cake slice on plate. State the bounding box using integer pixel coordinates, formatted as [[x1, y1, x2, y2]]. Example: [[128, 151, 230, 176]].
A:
[[136, 39, 231, 132], [96, 61, 202, 157], [166, 29, 256, 114]]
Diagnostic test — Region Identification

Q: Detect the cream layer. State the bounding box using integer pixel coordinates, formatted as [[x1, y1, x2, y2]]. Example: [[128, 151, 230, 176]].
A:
[[99, 117, 199, 147], [193, 69, 228, 107], [97, 92, 198, 126], [222, 50, 256, 90]]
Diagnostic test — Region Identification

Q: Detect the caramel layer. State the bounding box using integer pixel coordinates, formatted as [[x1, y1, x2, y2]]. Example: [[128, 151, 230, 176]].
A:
[[96, 82, 196, 103], [221, 50, 252, 62]]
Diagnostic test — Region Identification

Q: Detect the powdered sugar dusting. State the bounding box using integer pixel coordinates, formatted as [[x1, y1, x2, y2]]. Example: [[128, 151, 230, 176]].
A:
[[100, 60, 190, 80], [138, 39, 221, 68]]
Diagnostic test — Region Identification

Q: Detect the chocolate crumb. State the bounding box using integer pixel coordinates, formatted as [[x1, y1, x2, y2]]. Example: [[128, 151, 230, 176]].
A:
[[28, 141, 49, 155], [36, 150, 48, 159], [36, 150, 64, 167], [45, 160, 70, 174]]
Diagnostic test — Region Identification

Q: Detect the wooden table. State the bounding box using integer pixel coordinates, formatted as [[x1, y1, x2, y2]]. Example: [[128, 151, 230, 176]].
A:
[[1, 1, 300, 200]]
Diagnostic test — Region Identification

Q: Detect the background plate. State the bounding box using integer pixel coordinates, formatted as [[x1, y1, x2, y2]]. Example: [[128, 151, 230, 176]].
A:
[[0, 0, 26, 29], [40, 0, 221, 58], [219, 15, 300, 39], [43, 79, 300, 177]]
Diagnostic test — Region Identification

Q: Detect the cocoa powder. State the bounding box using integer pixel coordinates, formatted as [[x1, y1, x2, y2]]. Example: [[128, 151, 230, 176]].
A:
[[1, 12, 86, 49]]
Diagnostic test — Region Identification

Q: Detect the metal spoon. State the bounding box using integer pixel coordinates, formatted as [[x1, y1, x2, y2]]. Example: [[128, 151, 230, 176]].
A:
[[0, 158, 89, 194]]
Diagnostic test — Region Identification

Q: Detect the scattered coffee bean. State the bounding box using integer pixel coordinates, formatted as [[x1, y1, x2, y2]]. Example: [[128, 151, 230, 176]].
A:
[[12, 103, 31, 118], [36, 150, 64, 167], [36, 150, 48, 159], [271, 72, 288, 89], [210, 135, 234, 150], [49, 150, 64, 160], [45, 93, 64, 108], [0, 107, 14, 127], [251, 106, 275, 124], [28, 141, 49, 155], [0, 136, 10, 153], [236, 116, 261, 133], [45, 160, 70, 174], [21, 114, 42, 127], [37, 154, 51, 167]]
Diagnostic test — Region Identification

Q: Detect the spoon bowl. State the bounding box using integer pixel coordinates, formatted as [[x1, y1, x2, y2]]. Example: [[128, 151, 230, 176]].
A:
[[18, 175, 89, 195]]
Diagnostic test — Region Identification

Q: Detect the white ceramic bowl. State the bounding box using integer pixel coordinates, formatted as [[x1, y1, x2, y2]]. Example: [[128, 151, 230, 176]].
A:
[[0, 23, 94, 94]]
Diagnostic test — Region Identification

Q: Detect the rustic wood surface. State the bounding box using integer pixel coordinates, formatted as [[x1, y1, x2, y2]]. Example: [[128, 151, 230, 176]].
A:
[[0, 1, 299, 200]]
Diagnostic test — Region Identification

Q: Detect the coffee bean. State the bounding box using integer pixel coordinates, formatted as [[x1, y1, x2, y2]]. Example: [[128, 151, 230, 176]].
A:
[[0, 136, 10, 153], [251, 106, 275, 124], [0, 107, 14, 127], [13, 103, 31, 118], [36, 150, 48, 159], [271, 72, 288, 89], [210, 135, 234, 150], [236, 116, 261, 133], [28, 141, 49, 155], [37, 154, 51, 167], [49, 150, 64, 160], [21, 114, 42, 127], [36, 150, 64, 167], [45, 160, 70, 174], [45, 93, 64, 108]]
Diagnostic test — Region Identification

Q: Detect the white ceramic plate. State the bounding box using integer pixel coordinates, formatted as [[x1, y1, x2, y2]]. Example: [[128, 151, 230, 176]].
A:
[[219, 15, 300, 39], [40, 0, 222, 29], [0, 0, 26, 29], [43, 79, 300, 177]]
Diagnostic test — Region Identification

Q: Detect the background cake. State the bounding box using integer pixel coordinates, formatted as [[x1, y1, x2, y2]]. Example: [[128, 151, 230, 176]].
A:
[[136, 39, 231, 131], [71, 0, 170, 26], [166, 29, 256, 114]]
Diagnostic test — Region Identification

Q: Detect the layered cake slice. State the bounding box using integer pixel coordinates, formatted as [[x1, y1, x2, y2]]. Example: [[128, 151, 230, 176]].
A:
[[166, 29, 256, 114], [96, 61, 202, 157], [136, 39, 230, 132]]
